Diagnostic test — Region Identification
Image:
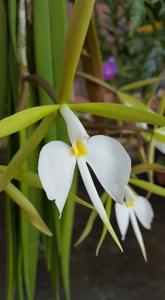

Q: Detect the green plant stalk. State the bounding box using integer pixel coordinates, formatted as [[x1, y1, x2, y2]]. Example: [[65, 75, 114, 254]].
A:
[[6, 199, 16, 300], [96, 196, 112, 256], [129, 178, 165, 196], [0, 113, 56, 192], [58, 0, 96, 103], [0, 0, 7, 118], [49, 0, 67, 88], [33, 0, 54, 105], [61, 169, 78, 300]]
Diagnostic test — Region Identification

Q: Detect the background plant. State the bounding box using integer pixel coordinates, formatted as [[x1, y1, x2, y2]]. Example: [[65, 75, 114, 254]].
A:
[[0, 1, 164, 300]]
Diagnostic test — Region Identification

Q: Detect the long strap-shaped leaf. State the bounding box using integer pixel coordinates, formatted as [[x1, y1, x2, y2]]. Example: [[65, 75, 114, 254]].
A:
[[58, 0, 96, 103], [0, 114, 55, 192], [70, 103, 165, 126]]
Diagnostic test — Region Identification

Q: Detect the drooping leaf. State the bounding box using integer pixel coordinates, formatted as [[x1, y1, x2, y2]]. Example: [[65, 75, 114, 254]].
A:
[[5, 182, 52, 236], [0, 106, 59, 138], [70, 103, 165, 126], [129, 178, 165, 197]]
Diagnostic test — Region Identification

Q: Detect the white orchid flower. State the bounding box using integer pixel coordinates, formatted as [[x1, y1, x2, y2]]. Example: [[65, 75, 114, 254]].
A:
[[38, 105, 131, 249], [154, 127, 165, 154], [115, 185, 154, 261]]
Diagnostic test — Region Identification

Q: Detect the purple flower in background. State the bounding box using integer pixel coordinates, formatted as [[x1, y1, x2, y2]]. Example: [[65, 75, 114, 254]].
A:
[[102, 57, 118, 81]]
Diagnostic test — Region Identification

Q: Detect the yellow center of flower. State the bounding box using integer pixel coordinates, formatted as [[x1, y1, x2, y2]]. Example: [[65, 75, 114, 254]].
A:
[[126, 200, 134, 208], [72, 140, 88, 157]]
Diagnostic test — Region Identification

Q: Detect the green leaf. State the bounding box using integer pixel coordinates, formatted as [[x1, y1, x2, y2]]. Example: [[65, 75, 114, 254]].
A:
[[49, 0, 67, 88], [132, 163, 165, 175], [119, 77, 165, 91], [0, 105, 59, 138], [117, 92, 150, 111], [5, 182, 53, 236], [61, 170, 78, 300], [70, 103, 165, 126], [33, 0, 54, 104], [74, 192, 107, 247], [0, 114, 55, 192], [58, 0, 95, 103], [74, 209, 98, 247], [69, 193, 94, 210], [0, 0, 7, 118], [6, 199, 16, 300], [8, 0, 17, 51], [95, 197, 112, 256], [129, 178, 165, 197]]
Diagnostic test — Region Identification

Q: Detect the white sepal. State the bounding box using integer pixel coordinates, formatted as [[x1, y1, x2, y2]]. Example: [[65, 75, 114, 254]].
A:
[[115, 203, 129, 241], [60, 105, 89, 146], [86, 135, 131, 203], [38, 141, 76, 217], [129, 210, 147, 262], [133, 196, 154, 230], [77, 158, 123, 251]]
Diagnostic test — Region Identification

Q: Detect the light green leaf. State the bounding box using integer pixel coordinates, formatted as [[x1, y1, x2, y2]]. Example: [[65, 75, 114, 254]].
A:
[[119, 77, 165, 91], [74, 209, 98, 247], [0, 0, 7, 118], [0, 105, 59, 138], [70, 103, 165, 126], [132, 163, 165, 175], [130, 178, 165, 197], [117, 92, 150, 111], [95, 196, 112, 256], [58, 0, 95, 103], [5, 182, 52, 236], [69, 193, 94, 210], [74, 192, 107, 247], [0, 114, 55, 192]]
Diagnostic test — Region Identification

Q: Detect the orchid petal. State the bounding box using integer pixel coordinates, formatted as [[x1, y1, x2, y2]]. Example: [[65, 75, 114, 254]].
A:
[[134, 196, 154, 230], [129, 210, 147, 261], [38, 141, 76, 216], [86, 135, 131, 203], [77, 158, 123, 251], [115, 203, 129, 240], [60, 105, 89, 146], [155, 140, 165, 154]]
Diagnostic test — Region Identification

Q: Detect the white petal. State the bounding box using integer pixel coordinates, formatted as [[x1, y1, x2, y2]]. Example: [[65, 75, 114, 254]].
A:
[[115, 203, 129, 240], [155, 140, 165, 154], [125, 185, 137, 202], [38, 141, 76, 216], [129, 210, 147, 261], [133, 196, 154, 230], [86, 135, 131, 203], [60, 105, 89, 146], [77, 158, 123, 251]]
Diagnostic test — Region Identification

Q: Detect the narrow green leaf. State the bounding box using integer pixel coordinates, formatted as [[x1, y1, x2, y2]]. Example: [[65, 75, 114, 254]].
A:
[[8, 0, 17, 51], [69, 193, 94, 210], [61, 170, 78, 300], [70, 103, 165, 126], [49, 0, 67, 88], [0, 114, 55, 192], [132, 163, 165, 175], [58, 0, 95, 103], [117, 92, 150, 111], [5, 182, 52, 236], [0, 0, 7, 118], [33, 0, 54, 104], [96, 197, 112, 256], [0, 105, 59, 138], [119, 77, 165, 91], [74, 209, 98, 247], [6, 199, 16, 300], [75, 192, 107, 247], [130, 178, 165, 197]]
